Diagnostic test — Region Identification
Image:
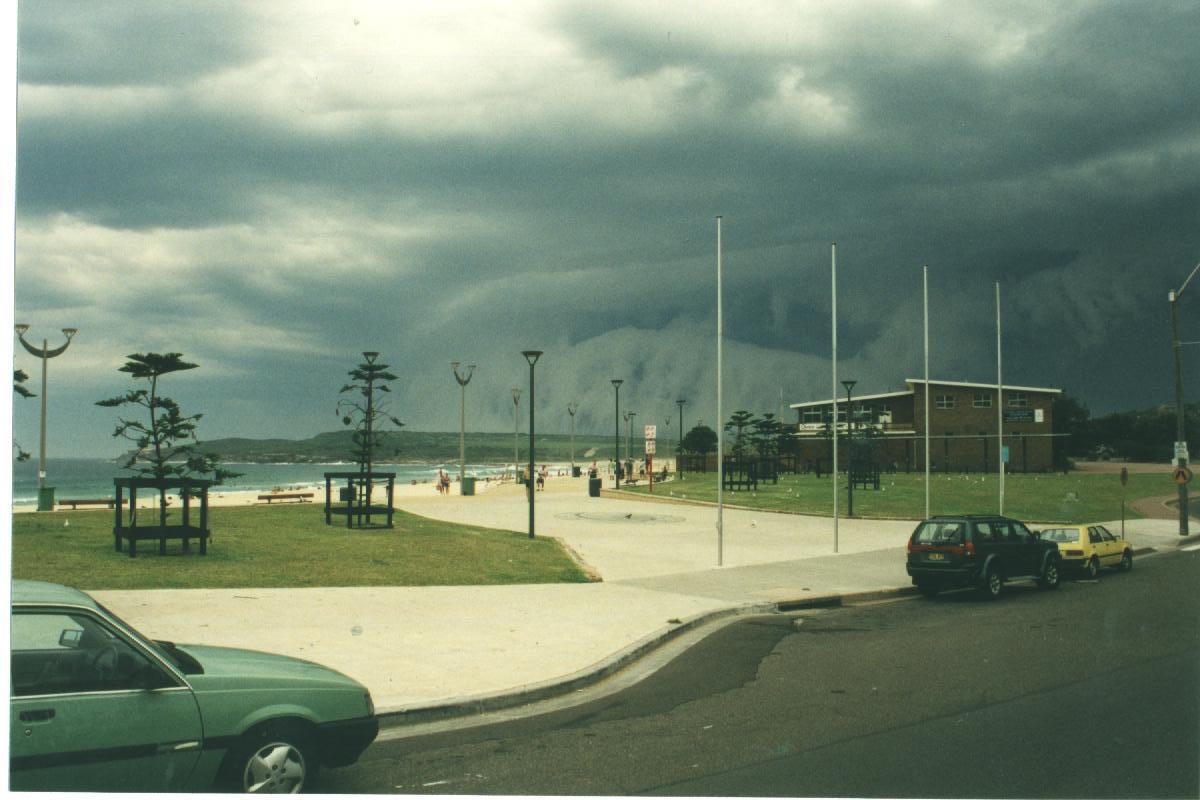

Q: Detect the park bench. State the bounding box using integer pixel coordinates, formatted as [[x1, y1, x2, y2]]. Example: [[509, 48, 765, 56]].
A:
[[257, 492, 314, 504], [58, 498, 120, 510]]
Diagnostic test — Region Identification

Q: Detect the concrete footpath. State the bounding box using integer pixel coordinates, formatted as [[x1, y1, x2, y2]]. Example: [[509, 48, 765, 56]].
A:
[[92, 479, 1195, 726]]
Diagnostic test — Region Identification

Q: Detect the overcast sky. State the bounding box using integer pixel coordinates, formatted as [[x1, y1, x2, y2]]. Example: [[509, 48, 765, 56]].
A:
[[9, 1, 1200, 459]]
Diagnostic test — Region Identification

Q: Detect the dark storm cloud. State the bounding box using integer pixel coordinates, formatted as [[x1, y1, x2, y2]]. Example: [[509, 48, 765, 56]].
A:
[[12, 1, 1200, 457], [18, 1, 261, 86]]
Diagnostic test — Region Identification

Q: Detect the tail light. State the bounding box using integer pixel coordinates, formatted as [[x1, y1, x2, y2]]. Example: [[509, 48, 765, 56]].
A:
[[965, 540, 975, 556]]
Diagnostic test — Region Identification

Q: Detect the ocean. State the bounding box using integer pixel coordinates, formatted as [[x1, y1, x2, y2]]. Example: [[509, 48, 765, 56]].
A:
[[11, 458, 515, 505]]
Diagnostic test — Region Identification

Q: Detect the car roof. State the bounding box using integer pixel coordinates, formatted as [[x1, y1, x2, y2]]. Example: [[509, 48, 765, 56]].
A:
[[11, 580, 100, 609]]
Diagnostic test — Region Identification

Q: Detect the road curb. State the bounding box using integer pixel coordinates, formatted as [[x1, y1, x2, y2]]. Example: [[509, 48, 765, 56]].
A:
[[374, 585, 923, 729], [374, 600, 776, 728]]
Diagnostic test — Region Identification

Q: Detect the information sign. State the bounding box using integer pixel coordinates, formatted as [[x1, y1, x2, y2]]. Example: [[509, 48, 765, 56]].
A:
[[645, 425, 657, 440], [645, 439, 656, 455], [1174, 441, 1189, 462]]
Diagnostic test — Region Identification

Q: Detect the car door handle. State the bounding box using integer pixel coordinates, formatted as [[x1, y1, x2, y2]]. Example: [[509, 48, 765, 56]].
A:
[[19, 708, 55, 723]]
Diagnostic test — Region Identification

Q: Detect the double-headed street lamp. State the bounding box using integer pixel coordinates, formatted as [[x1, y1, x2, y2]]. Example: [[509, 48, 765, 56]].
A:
[[1170, 261, 1200, 536], [15, 324, 78, 511], [451, 361, 476, 493], [611, 380, 623, 489], [842, 379, 857, 518], [522, 351, 542, 539]]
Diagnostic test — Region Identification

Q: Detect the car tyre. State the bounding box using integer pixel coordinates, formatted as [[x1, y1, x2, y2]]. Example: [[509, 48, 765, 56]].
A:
[[977, 568, 1002, 600], [218, 721, 317, 794], [1118, 549, 1133, 572], [1084, 556, 1099, 579], [916, 581, 940, 598], [1037, 559, 1060, 590]]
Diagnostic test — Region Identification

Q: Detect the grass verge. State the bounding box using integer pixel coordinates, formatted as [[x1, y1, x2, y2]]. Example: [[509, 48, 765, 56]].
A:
[[626, 470, 1175, 523], [11, 504, 591, 591]]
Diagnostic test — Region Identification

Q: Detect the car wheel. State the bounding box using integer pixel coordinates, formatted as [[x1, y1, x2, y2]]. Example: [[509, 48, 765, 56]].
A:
[[1084, 556, 1099, 579], [916, 581, 939, 598], [1037, 559, 1060, 590], [219, 722, 316, 794], [977, 569, 1002, 600], [1118, 549, 1133, 572]]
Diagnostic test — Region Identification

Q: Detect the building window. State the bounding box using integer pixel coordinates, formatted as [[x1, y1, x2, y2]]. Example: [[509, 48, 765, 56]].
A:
[[973, 392, 992, 408], [802, 409, 823, 424], [1008, 392, 1028, 408], [936, 394, 955, 410]]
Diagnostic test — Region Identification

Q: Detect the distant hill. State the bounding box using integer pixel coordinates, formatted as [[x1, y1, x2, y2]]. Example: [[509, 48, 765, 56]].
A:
[[196, 430, 640, 464]]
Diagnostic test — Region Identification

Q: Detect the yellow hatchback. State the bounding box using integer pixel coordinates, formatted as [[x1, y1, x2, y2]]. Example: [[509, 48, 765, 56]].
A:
[[1038, 524, 1133, 579]]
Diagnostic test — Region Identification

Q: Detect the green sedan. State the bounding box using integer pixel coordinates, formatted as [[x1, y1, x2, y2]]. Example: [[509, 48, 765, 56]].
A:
[[10, 580, 378, 793]]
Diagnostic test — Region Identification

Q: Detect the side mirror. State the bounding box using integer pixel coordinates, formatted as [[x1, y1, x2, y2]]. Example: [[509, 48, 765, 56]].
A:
[[58, 629, 83, 648]]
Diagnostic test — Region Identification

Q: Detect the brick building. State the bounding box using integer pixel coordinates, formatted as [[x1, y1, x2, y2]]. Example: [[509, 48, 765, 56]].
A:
[[789, 379, 1061, 473]]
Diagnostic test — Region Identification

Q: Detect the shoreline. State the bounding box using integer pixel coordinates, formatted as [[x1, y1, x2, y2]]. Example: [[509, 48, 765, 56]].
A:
[[11, 462, 600, 514]]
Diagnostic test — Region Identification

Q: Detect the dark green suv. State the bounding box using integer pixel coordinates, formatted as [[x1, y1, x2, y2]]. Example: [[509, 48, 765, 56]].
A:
[[905, 514, 1062, 599]]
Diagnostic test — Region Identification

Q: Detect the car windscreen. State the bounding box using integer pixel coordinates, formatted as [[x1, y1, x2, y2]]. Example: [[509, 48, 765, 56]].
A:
[[912, 521, 965, 545], [1040, 528, 1080, 543]]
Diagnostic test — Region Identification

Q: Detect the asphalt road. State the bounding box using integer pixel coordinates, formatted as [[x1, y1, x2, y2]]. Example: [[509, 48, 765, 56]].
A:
[[328, 549, 1200, 797]]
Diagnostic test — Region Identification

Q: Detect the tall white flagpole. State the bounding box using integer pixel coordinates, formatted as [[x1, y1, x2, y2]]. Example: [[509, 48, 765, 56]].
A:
[[831, 243, 839, 553], [924, 265, 931, 520], [997, 282, 1004, 515], [716, 216, 724, 567]]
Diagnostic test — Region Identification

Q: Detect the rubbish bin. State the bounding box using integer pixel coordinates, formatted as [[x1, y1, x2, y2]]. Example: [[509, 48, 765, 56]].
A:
[[572, 466, 582, 478], [37, 487, 55, 512], [461, 476, 476, 496], [588, 477, 602, 497]]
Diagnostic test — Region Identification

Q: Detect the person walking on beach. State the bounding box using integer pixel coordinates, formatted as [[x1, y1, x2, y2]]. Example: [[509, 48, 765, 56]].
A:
[[536, 465, 547, 492]]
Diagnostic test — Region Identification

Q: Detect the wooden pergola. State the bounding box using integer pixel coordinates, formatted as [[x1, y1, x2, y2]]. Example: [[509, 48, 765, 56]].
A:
[[113, 477, 213, 558]]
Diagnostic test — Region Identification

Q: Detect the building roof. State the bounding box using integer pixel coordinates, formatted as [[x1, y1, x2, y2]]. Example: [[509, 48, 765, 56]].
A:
[[789, 379, 1061, 409]]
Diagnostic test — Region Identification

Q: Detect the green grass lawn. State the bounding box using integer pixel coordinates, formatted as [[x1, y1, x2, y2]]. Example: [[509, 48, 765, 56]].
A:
[[630, 470, 1173, 524], [11, 504, 590, 591]]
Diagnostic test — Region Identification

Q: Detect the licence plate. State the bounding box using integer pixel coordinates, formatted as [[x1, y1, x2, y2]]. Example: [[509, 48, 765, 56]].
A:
[[927, 552, 945, 561]]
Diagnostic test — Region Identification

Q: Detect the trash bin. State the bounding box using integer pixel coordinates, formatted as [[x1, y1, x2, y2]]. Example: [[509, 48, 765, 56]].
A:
[[461, 476, 476, 496], [37, 487, 55, 512], [588, 477, 602, 497], [572, 466, 582, 478]]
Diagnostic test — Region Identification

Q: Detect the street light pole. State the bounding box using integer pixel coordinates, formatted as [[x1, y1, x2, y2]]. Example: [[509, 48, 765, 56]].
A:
[[624, 410, 636, 471], [15, 324, 78, 511], [1170, 261, 1200, 536], [676, 399, 686, 476], [451, 361, 476, 492], [842, 379, 857, 518], [512, 387, 521, 483], [567, 402, 578, 474], [611, 380, 623, 489], [522, 351, 542, 539]]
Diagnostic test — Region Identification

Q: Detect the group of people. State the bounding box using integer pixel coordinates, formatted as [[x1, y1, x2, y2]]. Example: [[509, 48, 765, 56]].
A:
[[435, 468, 452, 494], [523, 465, 549, 491]]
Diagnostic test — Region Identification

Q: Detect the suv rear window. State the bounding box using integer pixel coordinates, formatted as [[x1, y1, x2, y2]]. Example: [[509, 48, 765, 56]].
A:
[[912, 521, 965, 545]]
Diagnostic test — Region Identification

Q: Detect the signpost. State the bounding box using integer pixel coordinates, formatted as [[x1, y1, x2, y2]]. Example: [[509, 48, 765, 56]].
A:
[[645, 425, 657, 493]]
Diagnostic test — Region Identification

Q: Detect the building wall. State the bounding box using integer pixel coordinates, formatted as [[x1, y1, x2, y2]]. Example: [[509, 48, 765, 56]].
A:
[[791, 383, 1058, 473]]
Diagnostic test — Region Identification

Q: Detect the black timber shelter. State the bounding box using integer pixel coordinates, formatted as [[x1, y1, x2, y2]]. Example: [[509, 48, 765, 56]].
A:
[[113, 477, 213, 557]]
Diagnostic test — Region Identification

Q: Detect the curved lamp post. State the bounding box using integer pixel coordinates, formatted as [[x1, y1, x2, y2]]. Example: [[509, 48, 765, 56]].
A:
[[451, 361, 476, 492], [15, 324, 77, 511], [1170, 261, 1200, 536], [567, 402, 579, 474], [522, 351, 543, 538], [511, 387, 522, 483], [611, 380, 623, 489]]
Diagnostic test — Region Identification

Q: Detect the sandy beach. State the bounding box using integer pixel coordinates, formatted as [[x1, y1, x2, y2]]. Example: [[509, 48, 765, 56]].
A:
[[10, 464, 594, 515]]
